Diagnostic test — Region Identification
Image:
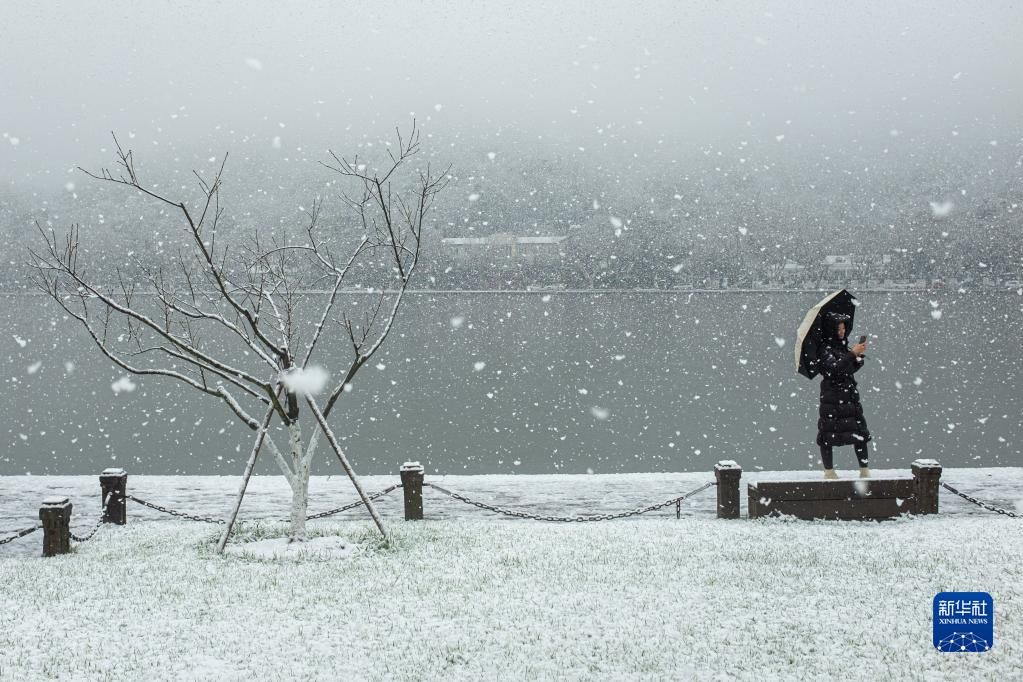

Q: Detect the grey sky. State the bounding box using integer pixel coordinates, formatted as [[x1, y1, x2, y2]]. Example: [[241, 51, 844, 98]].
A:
[[2, 0, 1021, 189]]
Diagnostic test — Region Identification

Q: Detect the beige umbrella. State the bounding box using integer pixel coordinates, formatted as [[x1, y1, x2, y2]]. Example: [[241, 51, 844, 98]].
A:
[[795, 289, 857, 378]]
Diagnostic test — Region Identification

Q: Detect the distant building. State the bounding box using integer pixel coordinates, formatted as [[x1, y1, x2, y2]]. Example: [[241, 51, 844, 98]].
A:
[[823, 255, 856, 273], [441, 233, 569, 263], [782, 260, 805, 274]]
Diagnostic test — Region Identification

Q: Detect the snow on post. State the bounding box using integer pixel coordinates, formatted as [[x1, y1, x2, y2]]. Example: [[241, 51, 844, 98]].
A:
[[911, 459, 943, 515], [713, 460, 742, 519], [39, 496, 72, 557], [400, 462, 425, 521], [100, 468, 128, 525]]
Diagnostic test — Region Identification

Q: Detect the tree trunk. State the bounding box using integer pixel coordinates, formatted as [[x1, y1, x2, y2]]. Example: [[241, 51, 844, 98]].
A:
[[287, 422, 310, 542], [288, 480, 306, 543]]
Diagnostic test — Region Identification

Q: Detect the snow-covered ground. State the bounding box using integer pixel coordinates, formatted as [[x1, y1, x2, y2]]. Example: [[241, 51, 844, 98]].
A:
[[2, 469, 1022, 680]]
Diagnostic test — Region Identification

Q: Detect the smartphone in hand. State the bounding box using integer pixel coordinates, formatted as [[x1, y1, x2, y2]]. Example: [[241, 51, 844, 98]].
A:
[[855, 334, 868, 361]]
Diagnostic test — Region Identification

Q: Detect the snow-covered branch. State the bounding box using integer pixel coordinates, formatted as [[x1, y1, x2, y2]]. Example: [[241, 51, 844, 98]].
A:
[[33, 126, 448, 544], [36, 281, 262, 429]]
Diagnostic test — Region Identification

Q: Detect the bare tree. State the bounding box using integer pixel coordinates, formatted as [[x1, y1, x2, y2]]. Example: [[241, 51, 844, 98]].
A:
[[29, 124, 449, 543]]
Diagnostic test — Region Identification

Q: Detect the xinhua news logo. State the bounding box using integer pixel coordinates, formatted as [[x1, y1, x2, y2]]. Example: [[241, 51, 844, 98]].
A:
[[933, 592, 994, 653]]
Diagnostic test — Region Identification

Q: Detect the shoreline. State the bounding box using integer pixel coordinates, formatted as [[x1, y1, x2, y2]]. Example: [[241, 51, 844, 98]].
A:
[[1, 286, 1017, 296]]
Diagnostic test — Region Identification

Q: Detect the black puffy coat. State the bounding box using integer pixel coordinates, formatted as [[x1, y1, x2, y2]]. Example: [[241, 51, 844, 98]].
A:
[[816, 337, 872, 447]]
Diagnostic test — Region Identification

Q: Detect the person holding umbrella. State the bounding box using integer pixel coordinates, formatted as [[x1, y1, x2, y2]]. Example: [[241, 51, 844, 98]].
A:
[[795, 290, 872, 479], [815, 311, 871, 478]]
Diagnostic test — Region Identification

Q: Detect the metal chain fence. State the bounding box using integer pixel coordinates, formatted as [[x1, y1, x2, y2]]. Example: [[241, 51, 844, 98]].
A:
[[305, 484, 402, 520], [11, 479, 1017, 545], [126, 494, 226, 525], [70, 518, 105, 543], [70, 492, 113, 543], [941, 482, 1021, 518], [0, 525, 41, 546], [124, 485, 404, 525], [423, 480, 717, 522]]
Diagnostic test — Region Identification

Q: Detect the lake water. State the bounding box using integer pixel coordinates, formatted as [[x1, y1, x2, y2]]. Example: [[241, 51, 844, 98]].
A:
[[2, 290, 1020, 476]]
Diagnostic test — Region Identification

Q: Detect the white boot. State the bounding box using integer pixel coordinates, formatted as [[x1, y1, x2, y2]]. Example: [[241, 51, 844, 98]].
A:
[[859, 467, 871, 479], [823, 469, 839, 480]]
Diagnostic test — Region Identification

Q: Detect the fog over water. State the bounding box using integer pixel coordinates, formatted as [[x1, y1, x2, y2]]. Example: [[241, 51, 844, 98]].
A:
[[3, 1, 1022, 188]]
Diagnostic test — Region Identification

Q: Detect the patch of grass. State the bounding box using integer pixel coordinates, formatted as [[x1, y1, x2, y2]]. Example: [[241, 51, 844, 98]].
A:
[[195, 519, 415, 563], [1, 518, 1020, 680]]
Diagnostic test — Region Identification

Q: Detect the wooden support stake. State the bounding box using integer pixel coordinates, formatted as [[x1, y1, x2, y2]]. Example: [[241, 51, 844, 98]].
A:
[[39, 497, 72, 557], [400, 462, 425, 520], [216, 404, 276, 554], [305, 395, 388, 540], [714, 460, 742, 519]]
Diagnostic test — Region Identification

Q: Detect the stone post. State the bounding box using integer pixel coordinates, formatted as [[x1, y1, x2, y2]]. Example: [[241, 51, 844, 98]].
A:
[[39, 497, 72, 557], [911, 459, 942, 515], [714, 460, 742, 519], [100, 467, 128, 525], [400, 462, 425, 521]]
